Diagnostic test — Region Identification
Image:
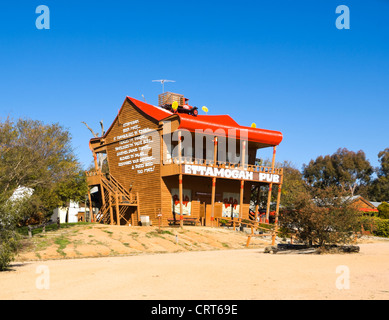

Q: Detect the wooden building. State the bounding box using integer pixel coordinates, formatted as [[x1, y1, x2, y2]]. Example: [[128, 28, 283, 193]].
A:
[[349, 195, 379, 215], [86, 93, 284, 227]]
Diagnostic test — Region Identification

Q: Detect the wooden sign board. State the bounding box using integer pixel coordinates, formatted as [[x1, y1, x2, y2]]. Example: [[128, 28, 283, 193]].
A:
[[182, 164, 281, 184]]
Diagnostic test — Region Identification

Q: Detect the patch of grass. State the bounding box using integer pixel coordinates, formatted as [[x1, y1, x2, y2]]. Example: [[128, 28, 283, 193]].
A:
[[35, 239, 52, 252], [92, 240, 106, 246], [54, 236, 70, 257], [159, 230, 174, 236], [17, 224, 58, 237], [141, 243, 148, 249], [123, 243, 130, 247], [146, 231, 166, 239], [221, 243, 230, 248], [102, 230, 113, 236], [110, 249, 119, 256], [72, 239, 85, 247], [17, 222, 93, 237]]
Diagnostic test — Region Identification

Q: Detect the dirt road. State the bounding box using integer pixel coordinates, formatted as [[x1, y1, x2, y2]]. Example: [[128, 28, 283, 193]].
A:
[[1, 242, 389, 300]]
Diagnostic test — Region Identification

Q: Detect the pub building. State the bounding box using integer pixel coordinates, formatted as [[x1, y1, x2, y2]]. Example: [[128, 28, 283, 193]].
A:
[[86, 92, 283, 227]]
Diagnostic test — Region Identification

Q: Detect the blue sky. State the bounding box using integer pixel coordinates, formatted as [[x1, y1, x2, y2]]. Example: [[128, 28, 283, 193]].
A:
[[1, 0, 388, 171]]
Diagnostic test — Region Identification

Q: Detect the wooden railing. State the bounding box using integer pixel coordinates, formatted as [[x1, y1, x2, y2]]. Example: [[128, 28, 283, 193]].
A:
[[86, 170, 138, 225], [214, 216, 296, 247], [163, 157, 283, 175], [214, 216, 274, 232], [85, 170, 100, 177], [85, 171, 137, 205], [96, 189, 111, 224]]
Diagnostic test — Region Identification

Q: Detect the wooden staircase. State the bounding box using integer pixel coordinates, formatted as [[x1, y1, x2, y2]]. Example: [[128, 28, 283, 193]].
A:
[[86, 171, 139, 226]]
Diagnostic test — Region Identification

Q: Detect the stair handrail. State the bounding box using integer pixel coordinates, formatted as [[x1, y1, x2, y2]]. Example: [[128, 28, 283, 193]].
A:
[[108, 174, 132, 197]]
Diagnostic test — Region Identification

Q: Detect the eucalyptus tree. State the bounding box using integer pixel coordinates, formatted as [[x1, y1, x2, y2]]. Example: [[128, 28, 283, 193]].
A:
[[303, 148, 373, 196]]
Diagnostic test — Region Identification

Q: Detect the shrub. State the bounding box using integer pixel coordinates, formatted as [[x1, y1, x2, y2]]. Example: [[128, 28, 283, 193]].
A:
[[0, 230, 20, 271], [0, 198, 22, 271], [375, 219, 389, 237], [360, 216, 389, 238], [378, 202, 389, 219], [279, 186, 362, 246]]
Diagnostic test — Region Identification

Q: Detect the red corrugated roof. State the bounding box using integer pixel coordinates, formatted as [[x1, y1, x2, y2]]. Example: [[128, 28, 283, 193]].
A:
[[176, 113, 283, 146], [92, 96, 283, 147], [357, 208, 379, 213], [127, 96, 173, 121], [127, 96, 283, 146]]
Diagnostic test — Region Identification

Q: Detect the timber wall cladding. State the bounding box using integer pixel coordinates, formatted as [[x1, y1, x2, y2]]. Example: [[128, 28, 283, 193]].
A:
[[105, 99, 162, 221], [161, 175, 252, 222]]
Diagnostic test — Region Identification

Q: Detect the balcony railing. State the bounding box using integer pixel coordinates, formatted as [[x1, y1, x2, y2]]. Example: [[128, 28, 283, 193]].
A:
[[163, 157, 283, 176]]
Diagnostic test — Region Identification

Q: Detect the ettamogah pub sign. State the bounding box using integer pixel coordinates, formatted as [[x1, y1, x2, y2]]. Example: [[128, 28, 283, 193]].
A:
[[183, 164, 281, 183]]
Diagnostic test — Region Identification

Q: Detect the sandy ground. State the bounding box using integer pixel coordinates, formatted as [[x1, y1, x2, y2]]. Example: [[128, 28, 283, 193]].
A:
[[1, 225, 389, 300]]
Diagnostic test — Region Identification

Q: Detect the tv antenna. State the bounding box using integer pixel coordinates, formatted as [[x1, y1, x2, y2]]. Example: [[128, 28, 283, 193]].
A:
[[152, 79, 175, 93]]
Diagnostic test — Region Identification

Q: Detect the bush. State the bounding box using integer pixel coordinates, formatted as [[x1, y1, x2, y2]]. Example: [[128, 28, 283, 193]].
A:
[[279, 187, 362, 246], [0, 230, 20, 271], [378, 202, 389, 219], [0, 198, 21, 271], [360, 216, 389, 238], [375, 219, 389, 237], [372, 217, 389, 238]]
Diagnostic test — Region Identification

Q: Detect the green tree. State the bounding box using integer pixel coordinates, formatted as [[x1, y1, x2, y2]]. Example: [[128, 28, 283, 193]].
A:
[[377, 149, 389, 177], [369, 149, 389, 202], [303, 148, 373, 196], [0, 118, 87, 221], [280, 161, 308, 208], [0, 117, 88, 270], [302, 155, 337, 190], [378, 202, 389, 219]]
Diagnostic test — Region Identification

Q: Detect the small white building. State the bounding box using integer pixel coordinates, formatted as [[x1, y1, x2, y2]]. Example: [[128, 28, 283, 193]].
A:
[[10, 186, 99, 224], [51, 186, 100, 223], [51, 200, 85, 223]]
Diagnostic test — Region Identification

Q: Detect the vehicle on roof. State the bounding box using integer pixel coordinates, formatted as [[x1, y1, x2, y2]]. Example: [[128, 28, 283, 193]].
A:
[[161, 103, 199, 116], [158, 92, 199, 116]]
